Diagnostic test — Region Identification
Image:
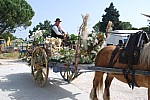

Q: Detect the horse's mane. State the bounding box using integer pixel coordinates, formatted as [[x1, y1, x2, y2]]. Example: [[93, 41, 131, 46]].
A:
[[140, 42, 150, 67]]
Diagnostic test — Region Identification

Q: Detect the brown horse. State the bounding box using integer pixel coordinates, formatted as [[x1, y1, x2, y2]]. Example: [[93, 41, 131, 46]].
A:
[[90, 42, 150, 100]]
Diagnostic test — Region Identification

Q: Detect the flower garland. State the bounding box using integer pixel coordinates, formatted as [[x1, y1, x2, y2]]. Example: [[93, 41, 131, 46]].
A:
[[29, 28, 46, 45], [79, 32, 105, 64]]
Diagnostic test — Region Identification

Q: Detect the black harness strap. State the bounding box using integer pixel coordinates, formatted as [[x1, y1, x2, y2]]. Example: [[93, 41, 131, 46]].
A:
[[108, 45, 120, 67], [108, 31, 149, 89], [120, 32, 147, 89], [107, 45, 138, 89]]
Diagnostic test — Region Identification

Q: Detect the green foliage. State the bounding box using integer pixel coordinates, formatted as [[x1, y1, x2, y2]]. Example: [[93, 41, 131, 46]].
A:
[[69, 34, 78, 40], [93, 2, 137, 33], [0, 52, 19, 59], [79, 32, 104, 64], [59, 48, 75, 64], [49, 47, 75, 64], [119, 21, 132, 30], [29, 20, 52, 38], [139, 27, 149, 33], [100, 2, 121, 32], [0, 0, 35, 34], [93, 21, 101, 32], [131, 27, 139, 30], [67, 33, 78, 44]]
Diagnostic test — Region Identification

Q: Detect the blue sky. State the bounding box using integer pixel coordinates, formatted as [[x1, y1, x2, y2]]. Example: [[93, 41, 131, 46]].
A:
[[14, 0, 150, 39]]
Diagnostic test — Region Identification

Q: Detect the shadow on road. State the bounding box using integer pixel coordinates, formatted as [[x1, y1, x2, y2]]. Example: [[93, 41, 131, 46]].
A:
[[4, 59, 27, 64], [0, 72, 82, 100]]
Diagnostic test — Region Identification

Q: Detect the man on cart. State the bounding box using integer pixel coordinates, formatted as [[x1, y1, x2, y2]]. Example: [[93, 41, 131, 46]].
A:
[[51, 18, 66, 39]]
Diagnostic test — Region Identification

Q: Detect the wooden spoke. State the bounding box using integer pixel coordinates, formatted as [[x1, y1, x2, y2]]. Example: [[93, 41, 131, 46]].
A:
[[41, 69, 47, 77], [31, 46, 49, 87], [59, 67, 76, 83]]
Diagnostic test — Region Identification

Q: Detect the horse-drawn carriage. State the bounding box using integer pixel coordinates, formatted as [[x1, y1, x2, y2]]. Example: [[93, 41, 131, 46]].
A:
[[26, 17, 150, 99], [26, 16, 104, 87]]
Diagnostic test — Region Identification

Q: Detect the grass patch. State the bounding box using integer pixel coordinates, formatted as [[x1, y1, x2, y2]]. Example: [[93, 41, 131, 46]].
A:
[[0, 52, 20, 59]]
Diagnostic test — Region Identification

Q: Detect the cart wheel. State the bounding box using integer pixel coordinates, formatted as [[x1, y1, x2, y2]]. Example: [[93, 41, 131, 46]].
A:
[[31, 46, 49, 87], [59, 67, 77, 83]]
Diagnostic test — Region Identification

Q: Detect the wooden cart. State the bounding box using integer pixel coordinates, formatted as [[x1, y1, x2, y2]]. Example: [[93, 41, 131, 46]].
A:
[[27, 15, 150, 87], [27, 21, 94, 86], [27, 33, 150, 88]]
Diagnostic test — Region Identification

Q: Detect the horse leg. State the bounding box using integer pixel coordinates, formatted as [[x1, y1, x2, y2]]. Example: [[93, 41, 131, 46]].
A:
[[148, 87, 150, 100], [90, 72, 104, 100], [148, 78, 150, 100], [103, 74, 114, 100]]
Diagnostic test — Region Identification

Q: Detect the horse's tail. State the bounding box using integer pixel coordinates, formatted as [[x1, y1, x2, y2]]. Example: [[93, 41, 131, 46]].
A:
[[95, 48, 105, 95], [96, 73, 104, 99]]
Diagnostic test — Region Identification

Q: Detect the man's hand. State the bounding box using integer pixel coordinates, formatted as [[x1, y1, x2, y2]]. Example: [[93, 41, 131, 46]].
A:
[[64, 33, 66, 37]]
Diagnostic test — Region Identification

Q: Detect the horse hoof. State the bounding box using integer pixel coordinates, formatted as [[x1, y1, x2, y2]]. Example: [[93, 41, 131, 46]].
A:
[[103, 95, 110, 100], [94, 98, 98, 100], [90, 88, 99, 100], [90, 88, 94, 99]]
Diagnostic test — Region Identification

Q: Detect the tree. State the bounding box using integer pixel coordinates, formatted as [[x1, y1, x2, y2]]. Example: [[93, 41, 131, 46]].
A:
[[99, 2, 121, 32], [93, 21, 101, 32], [0, 0, 35, 34], [29, 20, 52, 38], [0, 32, 17, 41], [119, 21, 132, 30], [139, 27, 149, 33]]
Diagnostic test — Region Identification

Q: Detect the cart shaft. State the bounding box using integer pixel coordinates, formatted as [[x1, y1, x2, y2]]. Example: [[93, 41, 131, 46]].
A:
[[88, 66, 150, 76]]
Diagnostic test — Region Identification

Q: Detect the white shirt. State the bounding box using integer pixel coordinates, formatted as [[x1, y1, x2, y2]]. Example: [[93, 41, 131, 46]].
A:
[[52, 26, 62, 35]]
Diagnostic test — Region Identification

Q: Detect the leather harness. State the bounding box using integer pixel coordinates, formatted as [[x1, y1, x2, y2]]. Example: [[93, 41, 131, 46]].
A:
[[107, 31, 149, 89]]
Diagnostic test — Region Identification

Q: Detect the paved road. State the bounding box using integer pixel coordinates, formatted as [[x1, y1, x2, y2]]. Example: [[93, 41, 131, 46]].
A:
[[0, 59, 89, 100]]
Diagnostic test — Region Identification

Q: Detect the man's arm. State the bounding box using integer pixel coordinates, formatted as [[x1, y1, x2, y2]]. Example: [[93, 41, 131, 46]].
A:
[[52, 26, 62, 35], [58, 26, 65, 34]]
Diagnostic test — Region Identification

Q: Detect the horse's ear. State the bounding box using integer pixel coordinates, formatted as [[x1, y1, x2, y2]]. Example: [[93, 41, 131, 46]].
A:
[[106, 21, 113, 38]]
